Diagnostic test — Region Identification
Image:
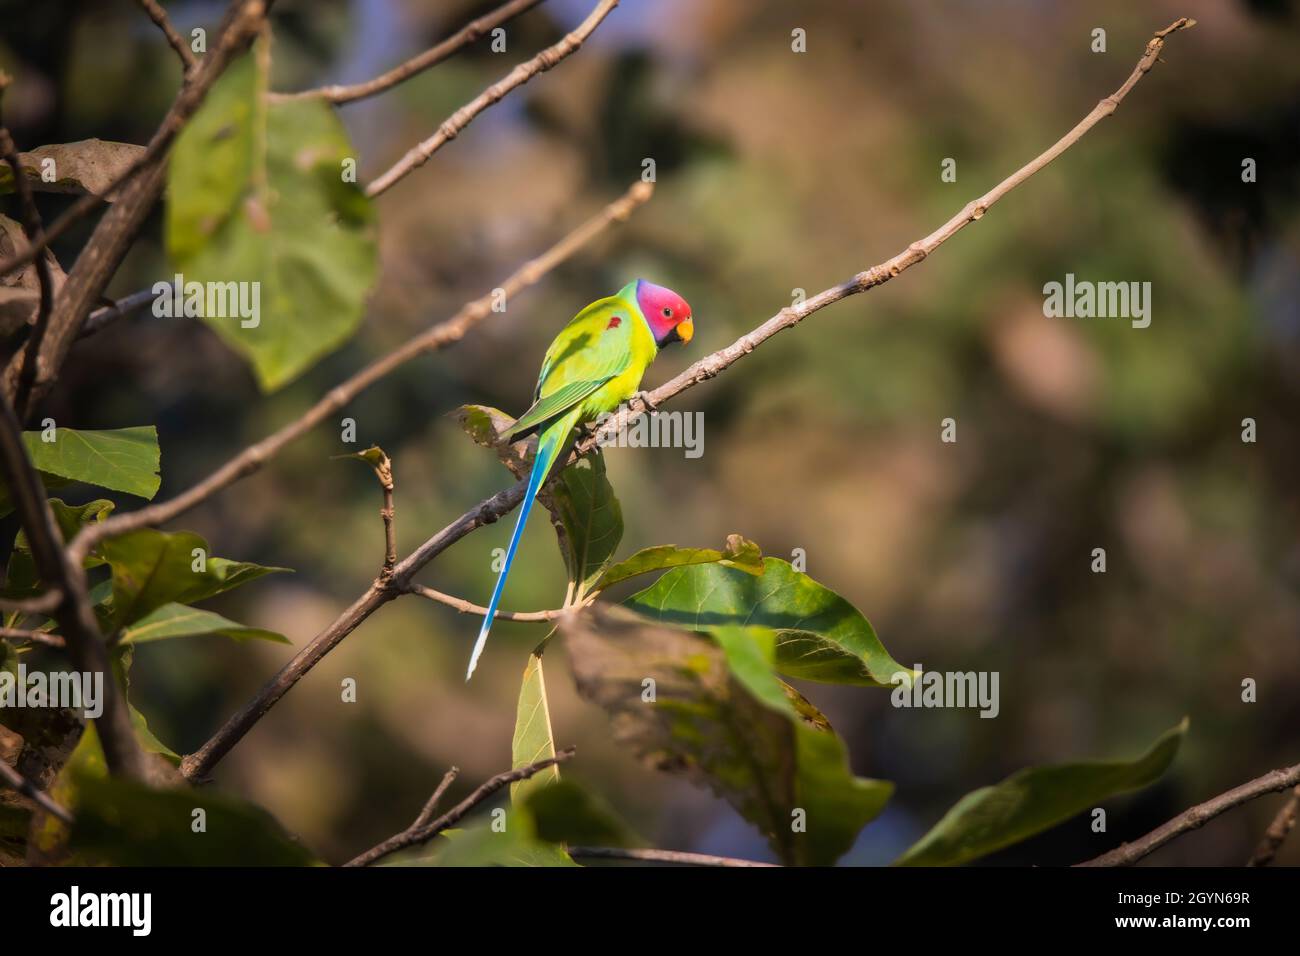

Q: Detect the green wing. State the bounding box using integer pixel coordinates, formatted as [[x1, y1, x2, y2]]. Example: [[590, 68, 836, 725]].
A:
[[506, 296, 638, 440], [503, 376, 615, 439]]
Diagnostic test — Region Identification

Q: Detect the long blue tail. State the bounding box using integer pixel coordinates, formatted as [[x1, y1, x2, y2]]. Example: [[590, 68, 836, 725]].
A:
[[465, 424, 564, 680]]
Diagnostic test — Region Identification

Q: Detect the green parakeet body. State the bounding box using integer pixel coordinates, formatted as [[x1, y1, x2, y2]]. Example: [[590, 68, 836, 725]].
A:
[[466, 279, 694, 678]]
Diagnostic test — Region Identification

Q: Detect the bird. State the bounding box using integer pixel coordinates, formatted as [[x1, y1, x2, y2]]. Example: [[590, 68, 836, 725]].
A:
[[465, 279, 695, 680]]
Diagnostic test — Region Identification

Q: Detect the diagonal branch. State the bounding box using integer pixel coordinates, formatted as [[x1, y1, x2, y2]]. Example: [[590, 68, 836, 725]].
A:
[[0, 392, 146, 780], [365, 0, 618, 198], [136, 0, 198, 72], [273, 0, 546, 105], [344, 748, 574, 866], [0, 758, 75, 825], [178, 17, 1194, 782], [71, 179, 653, 565], [1248, 784, 1300, 866], [1078, 761, 1300, 867]]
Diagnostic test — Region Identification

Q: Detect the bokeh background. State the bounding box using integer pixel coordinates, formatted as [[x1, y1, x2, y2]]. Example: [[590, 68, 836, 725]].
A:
[[2, 0, 1298, 865]]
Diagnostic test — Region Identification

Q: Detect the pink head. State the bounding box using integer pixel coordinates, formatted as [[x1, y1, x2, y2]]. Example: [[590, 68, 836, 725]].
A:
[[632, 279, 694, 348]]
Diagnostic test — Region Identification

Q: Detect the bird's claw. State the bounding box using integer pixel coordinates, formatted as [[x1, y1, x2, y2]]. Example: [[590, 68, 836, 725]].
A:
[[634, 390, 658, 412]]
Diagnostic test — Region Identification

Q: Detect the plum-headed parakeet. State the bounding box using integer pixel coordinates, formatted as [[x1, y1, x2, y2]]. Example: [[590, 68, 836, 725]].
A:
[[466, 279, 695, 679]]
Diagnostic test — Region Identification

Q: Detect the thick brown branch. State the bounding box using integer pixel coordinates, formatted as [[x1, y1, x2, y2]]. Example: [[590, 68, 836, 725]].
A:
[[273, 0, 545, 105], [0, 392, 146, 779], [136, 0, 198, 72], [1078, 762, 1300, 867], [344, 748, 574, 866], [365, 0, 618, 198], [72, 179, 653, 566], [568, 846, 778, 868], [179, 18, 1192, 781], [0, 757, 74, 825], [1247, 784, 1300, 867]]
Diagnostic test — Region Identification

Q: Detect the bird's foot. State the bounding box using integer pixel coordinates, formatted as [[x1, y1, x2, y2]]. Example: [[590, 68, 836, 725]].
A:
[[633, 390, 659, 412]]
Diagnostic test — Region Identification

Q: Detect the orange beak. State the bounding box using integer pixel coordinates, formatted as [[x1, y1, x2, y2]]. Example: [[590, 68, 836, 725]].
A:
[[676, 317, 694, 344]]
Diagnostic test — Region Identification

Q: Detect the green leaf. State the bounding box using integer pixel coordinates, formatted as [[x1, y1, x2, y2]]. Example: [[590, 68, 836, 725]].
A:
[[510, 650, 559, 806], [454, 404, 623, 596], [549, 452, 623, 598], [3, 499, 115, 603], [561, 605, 892, 865], [0, 429, 159, 517], [99, 529, 289, 627], [625, 557, 913, 687], [524, 780, 640, 848], [120, 602, 289, 646], [166, 51, 377, 390], [593, 534, 763, 592], [68, 774, 319, 865], [894, 718, 1190, 867]]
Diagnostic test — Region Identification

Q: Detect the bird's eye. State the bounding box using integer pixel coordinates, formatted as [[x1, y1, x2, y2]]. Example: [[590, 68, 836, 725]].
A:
[[662, 307, 672, 318]]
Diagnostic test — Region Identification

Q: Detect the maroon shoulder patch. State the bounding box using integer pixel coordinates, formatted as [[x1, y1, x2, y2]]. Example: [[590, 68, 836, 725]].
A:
[[606, 315, 622, 330]]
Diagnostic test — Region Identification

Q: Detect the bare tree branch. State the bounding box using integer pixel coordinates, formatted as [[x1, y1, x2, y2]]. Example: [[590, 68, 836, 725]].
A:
[[0, 757, 74, 825], [136, 0, 198, 72], [365, 0, 618, 198], [179, 17, 1193, 782], [0, 391, 146, 780], [1247, 784, 1300, 867], [0, 626, 65, 648], [1078, 762, 1300, 867], [568, 846, 778, 867], [72, 179, 654, 565], [0, 590, 63, 616], [344, 748, 574, 866], [412, 767, 460, 830], [405, 583, 568, 622], [273, 0, 545, 105]]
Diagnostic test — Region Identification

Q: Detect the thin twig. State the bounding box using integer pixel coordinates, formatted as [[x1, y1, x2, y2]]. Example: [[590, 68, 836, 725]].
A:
[[0, 391, 145, 780], [0, 758, 75, 825], [73, 179, 653, 567], [0, 589, 62, 616], [0, 626, 66, 648], [365, 0, 618, 198], [568, 846, 778, 868], [405, 583, 567, 622], [179, 18, 1193, 782], [338, 447, 398, 579], [272, 0, 545, 105], [80, 287, 158, 338], [1247, 784, 1300, 867], [413, 767, 461, 830], [345, 748, 575, 866], [136, 0, 198, 72], [1078, 762, 1300, 867]]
